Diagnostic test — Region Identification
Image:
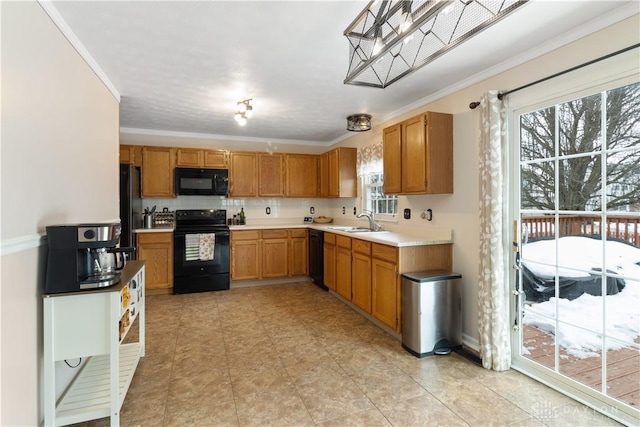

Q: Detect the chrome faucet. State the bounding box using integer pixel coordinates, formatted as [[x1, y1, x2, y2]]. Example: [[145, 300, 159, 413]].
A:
[[356, 210, 382, 231]]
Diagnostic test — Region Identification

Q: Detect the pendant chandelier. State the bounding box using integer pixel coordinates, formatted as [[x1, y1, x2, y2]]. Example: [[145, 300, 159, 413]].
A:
[[344, 0, 528, 88]]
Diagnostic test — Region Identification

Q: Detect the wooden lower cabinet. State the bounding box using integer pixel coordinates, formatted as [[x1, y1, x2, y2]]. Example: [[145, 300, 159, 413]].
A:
[[371, 256, 399, 331], [322, 234, 452, 333], [335, 245, 352, 300], [231, 230, 261, 280], [137, 232, 173, 292], [289, 229, 308, 276], [351, 240, 372, 314], [231, 228, 308, 281], [262, 229, 288, 278], [323, 233, 336, 291]]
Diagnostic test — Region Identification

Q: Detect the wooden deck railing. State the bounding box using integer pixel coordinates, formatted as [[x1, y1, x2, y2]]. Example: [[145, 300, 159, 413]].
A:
[[522, 214, 640, 247]]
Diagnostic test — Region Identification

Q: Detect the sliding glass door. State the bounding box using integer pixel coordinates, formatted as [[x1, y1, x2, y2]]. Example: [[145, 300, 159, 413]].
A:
[[511, 81, 640, 424]]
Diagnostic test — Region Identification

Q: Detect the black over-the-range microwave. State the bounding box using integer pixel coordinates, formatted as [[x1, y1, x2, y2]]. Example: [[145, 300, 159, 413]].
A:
[[175, 167, 229, 196]]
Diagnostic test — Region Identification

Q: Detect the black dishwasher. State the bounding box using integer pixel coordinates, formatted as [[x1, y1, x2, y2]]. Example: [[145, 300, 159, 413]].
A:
[[308, 229, 327, 291]]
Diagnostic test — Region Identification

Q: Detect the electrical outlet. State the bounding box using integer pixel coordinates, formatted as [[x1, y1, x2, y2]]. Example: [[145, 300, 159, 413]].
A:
[[403, 208, 411, 219], [310, 206, 315, 214], [353, 207, 357, 215], [266, 207, 271, 215], [342, 207, 346, 214]]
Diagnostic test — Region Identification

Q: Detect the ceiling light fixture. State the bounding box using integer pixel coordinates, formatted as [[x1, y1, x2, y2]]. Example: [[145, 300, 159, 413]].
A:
[[344, 0, 528, 88], [346, 114, 372, 132], [234, 99, 253, 126]]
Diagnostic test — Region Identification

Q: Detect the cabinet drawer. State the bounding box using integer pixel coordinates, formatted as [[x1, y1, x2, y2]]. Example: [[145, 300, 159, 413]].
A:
[[232, 230, 260, 241], [372, 243, 397, 262], [352, 239, 371, 255], [261, 229, 289, 239], [336, 235, 351, 249], [137, 232, 172, 244], [324, 232, 336, 245], [289, 229, 307, 238]]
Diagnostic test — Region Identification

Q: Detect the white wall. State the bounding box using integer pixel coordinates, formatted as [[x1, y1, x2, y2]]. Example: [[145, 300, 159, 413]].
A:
[[0, 1, 120, 424]]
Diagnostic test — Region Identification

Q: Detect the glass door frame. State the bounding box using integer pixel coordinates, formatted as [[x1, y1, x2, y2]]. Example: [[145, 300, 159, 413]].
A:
[[507, 79, 640, 426]]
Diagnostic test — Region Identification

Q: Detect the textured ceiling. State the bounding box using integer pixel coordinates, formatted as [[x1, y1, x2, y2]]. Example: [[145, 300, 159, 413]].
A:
[[50, 0, 637, 146]]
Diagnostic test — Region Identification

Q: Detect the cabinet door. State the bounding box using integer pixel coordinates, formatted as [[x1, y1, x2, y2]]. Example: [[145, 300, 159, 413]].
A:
[[137, 233, 173, 291], [335, 240, 352, 300], [231, 239, 260, 280], [258, 153, 284, 197], [319, 152, 329, 197], [327, 149, 339, 197], [372, 257, 399, 331], [382, 124, 402, 194], [176, 148, 203, 167], [323, 242, 336, 291], [285, 154, 318, 197], [141, 147, 175, 198], [289, 229, 308, 276], [424, 112, 454, 194], [119, 145, 134, 164], [203, 150, 228, 168], [262, 238, 288, 278], [336, 147, 357, 198], [352, 251, 372, 313], [401, 115, 428, 194], [229, 152, 258, 197]]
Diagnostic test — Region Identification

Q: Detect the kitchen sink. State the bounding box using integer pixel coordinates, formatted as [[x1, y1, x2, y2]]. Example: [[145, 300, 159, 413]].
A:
[[328, 226, 388, 233]]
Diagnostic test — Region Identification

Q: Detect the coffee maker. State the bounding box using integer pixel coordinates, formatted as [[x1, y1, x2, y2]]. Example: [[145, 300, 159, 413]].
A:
[[45, 222, 130, 294]]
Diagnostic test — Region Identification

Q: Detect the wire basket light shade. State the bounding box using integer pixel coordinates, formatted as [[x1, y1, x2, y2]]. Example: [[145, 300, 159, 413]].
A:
[[344, 0, 528, 88], [347, 114, 372, 132]]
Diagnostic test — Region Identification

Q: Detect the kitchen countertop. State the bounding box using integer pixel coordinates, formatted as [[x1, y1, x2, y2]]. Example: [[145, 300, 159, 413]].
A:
[[230, 223, 452, 247], [134, 222, 452, 247], [134, 226, 174, 233]]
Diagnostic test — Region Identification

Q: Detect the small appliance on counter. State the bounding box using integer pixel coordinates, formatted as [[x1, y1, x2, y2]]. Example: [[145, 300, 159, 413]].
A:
[[45, 222, 134, 294]]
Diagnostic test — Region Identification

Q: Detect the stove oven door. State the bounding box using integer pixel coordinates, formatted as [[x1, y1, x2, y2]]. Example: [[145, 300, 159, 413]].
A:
[[173, 229, 230, 294]]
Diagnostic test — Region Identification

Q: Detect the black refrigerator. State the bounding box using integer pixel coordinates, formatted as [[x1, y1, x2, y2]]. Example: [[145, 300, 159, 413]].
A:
[[119, 164, 142, 250]]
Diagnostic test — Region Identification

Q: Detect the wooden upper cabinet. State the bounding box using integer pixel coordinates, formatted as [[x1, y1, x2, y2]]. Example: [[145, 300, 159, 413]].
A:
[[320, 147, 357, 198], [141, 146, 175, 198], [176, 148, 228, 168], [229, 151, 258, 197], [119, 145, 142, 166], [176, 148, 203, 167], [285, 154, 318, 197], [383, 112, 453, 195], [204, 150, 228, 168], [382, 125, 402, 194], [258, 153, 284, 197]]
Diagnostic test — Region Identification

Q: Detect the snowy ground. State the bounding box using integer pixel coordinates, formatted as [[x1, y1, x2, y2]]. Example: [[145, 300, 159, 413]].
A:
[[521, 236, 640, 358]]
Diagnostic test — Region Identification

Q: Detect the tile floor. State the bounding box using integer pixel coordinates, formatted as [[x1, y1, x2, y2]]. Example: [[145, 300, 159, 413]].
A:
[[82, 281, 622, 426]]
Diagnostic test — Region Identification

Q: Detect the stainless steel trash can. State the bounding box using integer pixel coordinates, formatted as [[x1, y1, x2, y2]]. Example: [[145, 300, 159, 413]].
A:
[[401, 270, 462, 357]]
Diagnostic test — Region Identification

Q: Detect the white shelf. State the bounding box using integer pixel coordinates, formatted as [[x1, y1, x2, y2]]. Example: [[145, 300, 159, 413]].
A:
[[44, 261, 146, 427], [55, 344, 142, 425]]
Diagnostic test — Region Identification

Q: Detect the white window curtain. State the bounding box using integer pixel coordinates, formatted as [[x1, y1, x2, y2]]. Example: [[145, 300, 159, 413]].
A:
[[357, 142, 383, 176], [478, 90, 511, 371]]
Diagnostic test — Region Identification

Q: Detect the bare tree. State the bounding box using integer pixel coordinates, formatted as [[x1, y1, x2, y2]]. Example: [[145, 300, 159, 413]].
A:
[[520, 82, 640, 212]]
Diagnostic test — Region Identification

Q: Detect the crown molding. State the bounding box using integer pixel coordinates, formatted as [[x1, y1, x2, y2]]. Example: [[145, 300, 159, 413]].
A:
[[119, 127, 333, 148], [382, 2, 639, 124], [38, 0, 120, 102]]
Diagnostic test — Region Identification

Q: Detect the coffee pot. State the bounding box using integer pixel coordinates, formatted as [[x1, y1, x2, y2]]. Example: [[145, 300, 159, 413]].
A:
[[45, 222, 133, 293]]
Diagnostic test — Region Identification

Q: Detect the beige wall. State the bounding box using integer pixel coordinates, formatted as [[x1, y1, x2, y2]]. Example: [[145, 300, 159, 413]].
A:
[[0, 1, 120, 424]]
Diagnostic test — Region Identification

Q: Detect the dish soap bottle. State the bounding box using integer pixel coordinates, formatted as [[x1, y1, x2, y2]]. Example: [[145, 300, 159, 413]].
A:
[[239, 208, 246, 225]]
